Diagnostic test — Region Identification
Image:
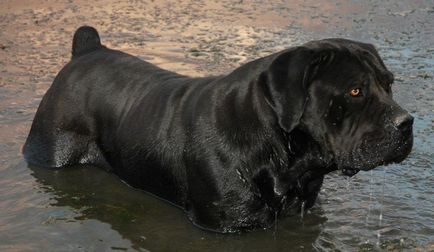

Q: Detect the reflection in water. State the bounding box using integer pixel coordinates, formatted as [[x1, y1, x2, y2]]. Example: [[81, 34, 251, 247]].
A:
[[29, 165, 325, 251], [1, 0, 434, 251]]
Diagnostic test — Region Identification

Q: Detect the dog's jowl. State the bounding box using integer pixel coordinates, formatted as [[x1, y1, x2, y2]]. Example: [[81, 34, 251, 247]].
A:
[[23, 26, 413, 233]]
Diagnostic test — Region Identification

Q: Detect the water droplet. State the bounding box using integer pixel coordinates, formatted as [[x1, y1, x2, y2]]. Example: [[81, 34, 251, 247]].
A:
[[300, 201, 306, 219], [376, 231, 381, 247], [288, 141, 293, 154], [378, 167, 387, 227], [365, 170, 374, 227], [273, 210, 278, 239]]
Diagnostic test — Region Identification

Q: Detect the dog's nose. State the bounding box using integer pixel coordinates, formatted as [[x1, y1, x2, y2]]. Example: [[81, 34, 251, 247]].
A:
[[394, 113, 414, 132]]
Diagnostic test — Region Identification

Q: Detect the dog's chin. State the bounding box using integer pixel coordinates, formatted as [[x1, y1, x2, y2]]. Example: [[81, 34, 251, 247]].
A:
[[374, 133, 414, 169], [339, 148, 410, 177], [337, 154, 395, 177], [338, 132, 414, 177], [341, 168, 360, 177], [388, 134, 413, 163]]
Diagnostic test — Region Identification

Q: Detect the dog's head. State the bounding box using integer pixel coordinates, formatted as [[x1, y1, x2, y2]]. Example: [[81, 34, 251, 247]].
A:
[[261, 39, 413, 176]]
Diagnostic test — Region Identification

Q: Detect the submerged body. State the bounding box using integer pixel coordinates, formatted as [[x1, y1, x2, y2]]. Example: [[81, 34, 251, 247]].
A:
[[23, 26, 413, 232]]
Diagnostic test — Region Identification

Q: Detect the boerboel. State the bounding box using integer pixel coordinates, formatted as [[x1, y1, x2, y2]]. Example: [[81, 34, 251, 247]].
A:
[[23, 26, 413, 232]]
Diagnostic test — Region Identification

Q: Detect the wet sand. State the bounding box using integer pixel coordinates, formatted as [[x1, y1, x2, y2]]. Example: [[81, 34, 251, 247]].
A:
[[1, 0, 433, 251]]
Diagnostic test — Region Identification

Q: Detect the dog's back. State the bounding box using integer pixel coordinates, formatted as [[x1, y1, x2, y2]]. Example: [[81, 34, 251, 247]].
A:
[[23, 27, 217, 205]]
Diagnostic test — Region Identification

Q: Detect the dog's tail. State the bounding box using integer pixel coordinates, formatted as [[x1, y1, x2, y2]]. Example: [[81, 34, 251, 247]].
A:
[[71, 26, 103, 58]]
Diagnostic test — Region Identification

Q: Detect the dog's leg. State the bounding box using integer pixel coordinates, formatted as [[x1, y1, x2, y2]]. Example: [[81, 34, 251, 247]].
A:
[[23, 101, 109, 169], [23, 124, 109, 169]]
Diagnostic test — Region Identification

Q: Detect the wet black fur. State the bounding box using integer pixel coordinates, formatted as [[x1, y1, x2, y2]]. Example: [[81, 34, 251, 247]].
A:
[[23, 26, 413, 233]]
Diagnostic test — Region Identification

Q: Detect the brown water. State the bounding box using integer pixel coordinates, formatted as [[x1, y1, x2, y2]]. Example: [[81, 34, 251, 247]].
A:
[[1, 0, 433, 251]]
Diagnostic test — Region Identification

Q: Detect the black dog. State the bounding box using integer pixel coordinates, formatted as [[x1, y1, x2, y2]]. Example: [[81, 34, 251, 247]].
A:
[[23, 26, 413, 233]]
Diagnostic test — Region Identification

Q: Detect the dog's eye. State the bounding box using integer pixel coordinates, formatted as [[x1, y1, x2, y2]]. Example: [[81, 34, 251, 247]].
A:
[[349, 88, 362, 97]]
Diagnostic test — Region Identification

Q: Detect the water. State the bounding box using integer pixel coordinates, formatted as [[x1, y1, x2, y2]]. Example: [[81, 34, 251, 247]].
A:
[[1, 0, 433, 251], [301, 201, 306, 220], [376, 168, 387, 247]]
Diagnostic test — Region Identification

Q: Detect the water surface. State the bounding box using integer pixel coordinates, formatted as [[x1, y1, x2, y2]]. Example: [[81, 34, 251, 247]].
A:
[[0, 0, 433, 251]]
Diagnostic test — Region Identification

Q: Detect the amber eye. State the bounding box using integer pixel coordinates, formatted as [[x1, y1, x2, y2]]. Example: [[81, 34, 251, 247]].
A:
[[349, 88, 362, 97]]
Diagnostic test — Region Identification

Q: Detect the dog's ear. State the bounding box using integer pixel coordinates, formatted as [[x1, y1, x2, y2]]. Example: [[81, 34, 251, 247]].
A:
[[259, 47, 332, 132]]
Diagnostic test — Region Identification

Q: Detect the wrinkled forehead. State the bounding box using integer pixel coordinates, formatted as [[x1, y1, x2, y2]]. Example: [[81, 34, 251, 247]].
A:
[[313, 40, 394, 88], [306, 52, 365, 92], [346, 42, 394, 85]]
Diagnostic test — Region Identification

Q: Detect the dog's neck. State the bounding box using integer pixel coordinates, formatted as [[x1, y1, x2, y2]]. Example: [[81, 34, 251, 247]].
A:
[[214, 73, 335, 213]]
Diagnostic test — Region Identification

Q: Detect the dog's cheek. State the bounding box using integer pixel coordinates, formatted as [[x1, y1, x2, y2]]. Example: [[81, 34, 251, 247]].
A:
[[326, 97, 347, 128]]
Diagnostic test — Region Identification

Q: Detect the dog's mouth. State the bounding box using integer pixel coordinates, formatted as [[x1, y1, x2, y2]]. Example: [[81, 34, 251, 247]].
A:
[[336, 130, 413, 177]]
